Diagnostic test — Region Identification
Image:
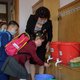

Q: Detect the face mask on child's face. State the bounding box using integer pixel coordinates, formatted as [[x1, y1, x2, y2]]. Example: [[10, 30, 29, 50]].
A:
[[0, 28, 6, 32], [9, 30, 16, 35], [8, 25, 18, 35], [0, 24, 7, 32]]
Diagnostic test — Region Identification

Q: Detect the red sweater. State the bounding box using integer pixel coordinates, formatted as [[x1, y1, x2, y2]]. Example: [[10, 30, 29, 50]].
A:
[[13, 41, 44, 66]]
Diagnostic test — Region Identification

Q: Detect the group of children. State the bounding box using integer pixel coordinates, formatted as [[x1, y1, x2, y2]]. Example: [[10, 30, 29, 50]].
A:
[[0, 21, 50, 80], [0, 21, 19, 80]]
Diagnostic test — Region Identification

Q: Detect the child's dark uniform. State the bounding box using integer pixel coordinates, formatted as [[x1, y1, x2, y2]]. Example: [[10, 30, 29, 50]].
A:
[[0, 31, 12, 80]]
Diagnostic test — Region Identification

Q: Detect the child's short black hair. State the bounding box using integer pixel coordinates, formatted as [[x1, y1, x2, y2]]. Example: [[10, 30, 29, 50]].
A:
[[8, 21, 19, 28]]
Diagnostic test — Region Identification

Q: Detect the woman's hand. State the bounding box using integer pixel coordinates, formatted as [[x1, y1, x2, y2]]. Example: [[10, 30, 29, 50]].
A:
[[46, 42, 50, 52]]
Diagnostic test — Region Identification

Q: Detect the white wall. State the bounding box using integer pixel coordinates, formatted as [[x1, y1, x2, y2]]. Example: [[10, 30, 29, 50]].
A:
[[19, 0, 39, 33], [60, 0, 75, 8], [19, 0, 75, 33]]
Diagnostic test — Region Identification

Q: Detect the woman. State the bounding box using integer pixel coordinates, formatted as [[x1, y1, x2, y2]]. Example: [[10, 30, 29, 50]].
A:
[[25, 7, 53, 80]]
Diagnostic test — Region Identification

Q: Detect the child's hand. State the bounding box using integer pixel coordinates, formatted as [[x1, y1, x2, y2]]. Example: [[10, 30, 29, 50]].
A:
[[44, 63, 50, 67]]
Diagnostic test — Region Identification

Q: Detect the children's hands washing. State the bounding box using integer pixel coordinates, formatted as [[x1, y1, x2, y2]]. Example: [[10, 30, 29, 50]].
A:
[[44, 62, 50, 67]]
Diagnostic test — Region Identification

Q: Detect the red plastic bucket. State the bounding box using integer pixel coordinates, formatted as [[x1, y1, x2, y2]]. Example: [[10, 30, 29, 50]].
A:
[[50, 42, 80, 65], [59, 42, 80, 65], [50, 42, 61, 61]]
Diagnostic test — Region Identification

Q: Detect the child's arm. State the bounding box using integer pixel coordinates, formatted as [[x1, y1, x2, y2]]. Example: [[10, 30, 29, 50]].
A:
[[1, 33, 11, 46], [31, 50, 50, 67], [30, 49, 44, 66]]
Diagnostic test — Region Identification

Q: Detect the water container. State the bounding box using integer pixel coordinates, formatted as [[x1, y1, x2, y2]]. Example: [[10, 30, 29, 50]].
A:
[[35, 74, 55, 80], [50, 42, 80, 65], [59, 42, 80, 65], [50, 42, 61, 61]]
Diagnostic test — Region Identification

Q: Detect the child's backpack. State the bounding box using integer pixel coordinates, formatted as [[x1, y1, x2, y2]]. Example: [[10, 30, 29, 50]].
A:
[[5, 33, 30, 56]]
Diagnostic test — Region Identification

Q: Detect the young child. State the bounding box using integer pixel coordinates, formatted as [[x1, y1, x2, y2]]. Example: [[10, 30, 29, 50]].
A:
[[0, 21, 19, 80], [0, 22, 7, 32], [1, 31, 49, 80], [14, 31, 49, 66]]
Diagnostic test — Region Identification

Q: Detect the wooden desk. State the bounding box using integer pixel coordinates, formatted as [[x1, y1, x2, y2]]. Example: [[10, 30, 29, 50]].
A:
[[45, 62, 80, 80]]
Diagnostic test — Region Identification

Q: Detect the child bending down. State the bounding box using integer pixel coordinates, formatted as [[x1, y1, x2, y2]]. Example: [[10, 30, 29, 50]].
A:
[[1, 31, 49, 80]]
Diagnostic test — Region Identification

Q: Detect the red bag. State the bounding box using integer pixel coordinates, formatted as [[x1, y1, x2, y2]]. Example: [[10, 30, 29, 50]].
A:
[[5, 33, 30, 56]]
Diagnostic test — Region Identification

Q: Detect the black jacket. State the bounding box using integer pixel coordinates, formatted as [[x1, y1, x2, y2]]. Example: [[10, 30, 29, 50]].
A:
[[25, 15, 52, 42]]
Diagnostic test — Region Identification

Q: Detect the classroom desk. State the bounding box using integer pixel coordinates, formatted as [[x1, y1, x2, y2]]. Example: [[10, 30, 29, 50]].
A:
[[45, 62, 80, 80]]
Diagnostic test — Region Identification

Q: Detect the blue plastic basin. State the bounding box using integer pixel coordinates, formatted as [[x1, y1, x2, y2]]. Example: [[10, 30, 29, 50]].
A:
[[35, 74, 55, 80]]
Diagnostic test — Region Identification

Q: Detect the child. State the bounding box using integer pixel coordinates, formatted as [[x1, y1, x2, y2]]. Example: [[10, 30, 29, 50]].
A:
[[1, 31, 49, 80], [0, 22, 7, 32], [7, 21, 19, 36], [14, 31, 48, 66], [0, 21, 19, 80]]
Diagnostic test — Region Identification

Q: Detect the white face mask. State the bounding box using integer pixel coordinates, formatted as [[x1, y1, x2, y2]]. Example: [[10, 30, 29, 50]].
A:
[[38, 18, 47, 24], [9, 30, 16, 35], [0, 28, 6, 32]]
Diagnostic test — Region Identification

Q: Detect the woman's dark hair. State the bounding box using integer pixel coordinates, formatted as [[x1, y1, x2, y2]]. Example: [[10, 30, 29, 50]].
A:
[[0, 22, 8, 28], [8, 21, 19, 28], [35, 7, 50, 19]]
